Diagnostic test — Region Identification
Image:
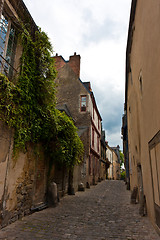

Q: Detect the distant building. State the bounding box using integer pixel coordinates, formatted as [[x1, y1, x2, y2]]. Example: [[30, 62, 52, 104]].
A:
[[100, 130, 110, 180], [122, 109, 130, 189], [54, 53, 102, 190], [106, 143, 120, 180], [106, 143, 113, 179], [112, 146, 121, 180]]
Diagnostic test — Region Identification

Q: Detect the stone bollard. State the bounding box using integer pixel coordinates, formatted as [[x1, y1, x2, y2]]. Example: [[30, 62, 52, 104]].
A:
[[86, 182, 90, 188], [68, 186, 75, 195], [131, 186, 138, 204], [78, 183, 85, 191], [48, 182, 58, 207]]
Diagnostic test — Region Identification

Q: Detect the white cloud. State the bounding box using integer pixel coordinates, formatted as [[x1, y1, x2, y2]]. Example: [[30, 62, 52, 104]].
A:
[[105, 129, 123, 150], [80, 38, 126, 88]]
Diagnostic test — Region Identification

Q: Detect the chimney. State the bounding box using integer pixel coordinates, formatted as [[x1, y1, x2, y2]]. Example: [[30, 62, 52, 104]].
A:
[[68, 52, 81, 78], [54, 54, 66, 71]]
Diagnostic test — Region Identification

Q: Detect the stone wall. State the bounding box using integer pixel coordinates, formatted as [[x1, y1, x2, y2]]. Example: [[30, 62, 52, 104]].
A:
[[54, 61, 92, 186], [0, 121, 48, 228], [55, 55, 104, 186]]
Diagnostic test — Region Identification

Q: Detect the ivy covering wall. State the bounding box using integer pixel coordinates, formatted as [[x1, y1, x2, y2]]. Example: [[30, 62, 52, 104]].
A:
[[0, 26, 83, 168]]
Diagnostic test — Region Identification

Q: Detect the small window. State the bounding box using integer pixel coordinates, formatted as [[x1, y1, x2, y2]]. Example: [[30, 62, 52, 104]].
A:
[[139, 76, 143, 94], [130, 67, 133, 85], [129, 106, 131, 113], [97, 136, 99, 152], [89, 155, 91, 175], [92, 127, 94, 147], [80, 95, 87, 112], [139, 71, 143, 97]]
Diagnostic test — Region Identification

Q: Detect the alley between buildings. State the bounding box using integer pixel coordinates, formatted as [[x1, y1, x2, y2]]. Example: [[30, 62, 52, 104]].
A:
[[0, 180, 159, 240]]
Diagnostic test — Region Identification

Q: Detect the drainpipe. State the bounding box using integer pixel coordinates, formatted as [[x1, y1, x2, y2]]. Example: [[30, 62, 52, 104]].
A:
[[1, 130, 12, 223], [112, 152, 113, 179]]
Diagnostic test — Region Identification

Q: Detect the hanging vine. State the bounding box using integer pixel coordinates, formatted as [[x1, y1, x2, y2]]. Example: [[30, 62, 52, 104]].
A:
[[51, 109, 84, 168], [0, 26, 83, 168]]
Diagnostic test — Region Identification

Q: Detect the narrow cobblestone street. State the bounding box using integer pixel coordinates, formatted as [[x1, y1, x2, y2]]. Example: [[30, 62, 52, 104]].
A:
[[0, 180, 159, 240]]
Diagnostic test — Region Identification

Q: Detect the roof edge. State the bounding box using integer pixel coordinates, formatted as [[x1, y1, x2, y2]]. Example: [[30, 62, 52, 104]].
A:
[[125, 0, 137, 110]]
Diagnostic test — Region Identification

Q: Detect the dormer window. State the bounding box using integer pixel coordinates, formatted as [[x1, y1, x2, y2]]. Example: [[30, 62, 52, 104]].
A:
[[80, 95, 87, 112]]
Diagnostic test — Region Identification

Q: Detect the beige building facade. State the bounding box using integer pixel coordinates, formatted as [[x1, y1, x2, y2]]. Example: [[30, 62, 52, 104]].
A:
[[106, 144, 120, 180], [112, 150, 120, 180], [106, 144, 113, 179], [125, 0, 160, 232]]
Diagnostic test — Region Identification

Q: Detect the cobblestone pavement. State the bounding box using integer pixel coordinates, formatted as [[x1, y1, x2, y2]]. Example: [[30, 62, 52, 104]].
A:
[[0, 180, 159, 240]]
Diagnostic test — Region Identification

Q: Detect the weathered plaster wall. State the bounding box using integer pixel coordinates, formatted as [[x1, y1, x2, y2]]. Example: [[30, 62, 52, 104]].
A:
[[106, 147, 113, 179], [0, 121, 47, 227], [127, 0, 160, 229], [0, 0, 49, 228], [0, 121, 12, 203], [112, 151, 120, 180]]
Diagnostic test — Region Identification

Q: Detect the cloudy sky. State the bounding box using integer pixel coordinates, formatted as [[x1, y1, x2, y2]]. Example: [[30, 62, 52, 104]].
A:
[[23, 0, 132, 150]]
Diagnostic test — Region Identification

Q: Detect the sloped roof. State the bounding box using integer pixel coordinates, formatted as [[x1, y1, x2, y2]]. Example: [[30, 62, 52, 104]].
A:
[[78, 126, 88, 137], [5, 0, 37, 34], [125, 0, 137, 110], [56, 104, 74, 120]]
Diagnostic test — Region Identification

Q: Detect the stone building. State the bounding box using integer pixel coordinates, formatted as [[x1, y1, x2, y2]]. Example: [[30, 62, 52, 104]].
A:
[[123, 0, 160, 233], [54, 53, 102, 189], [0, 0, 37, 79], [0, 0, 49, 228]]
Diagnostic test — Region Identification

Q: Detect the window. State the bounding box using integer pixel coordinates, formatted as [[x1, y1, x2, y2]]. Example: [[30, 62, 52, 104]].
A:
[[139, 71, 143, 97], [97, 136, 99, 152], [139, 76, 143, 94], [0, 14, 17, 78], [101, 146, 103, 158], [80, 95, 87, 112], [129, 106, 131, 113], [130, 67, 133, 85], [92, 127, 94, 147], [89, 155, 91, 175]]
